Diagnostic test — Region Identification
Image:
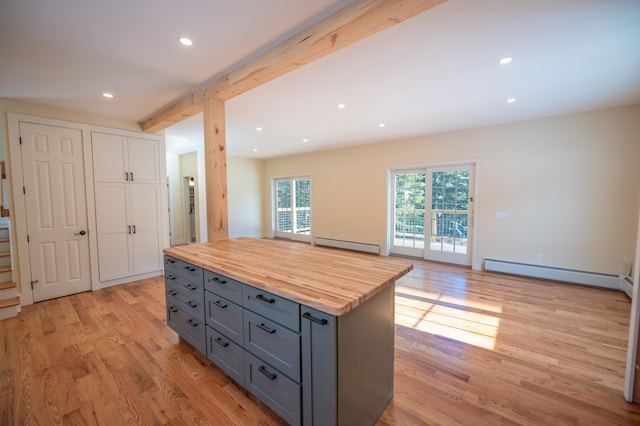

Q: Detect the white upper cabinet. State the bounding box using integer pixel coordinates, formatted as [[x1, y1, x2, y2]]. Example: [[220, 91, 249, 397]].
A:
[[92, 132, 159, 184], [127, 137, 160, 184]]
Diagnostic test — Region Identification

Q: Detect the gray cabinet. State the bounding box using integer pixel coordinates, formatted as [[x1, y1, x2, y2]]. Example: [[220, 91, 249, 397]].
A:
[[164, 255, 395, 426], [300, 287, 394, 426], [164, 256, 205, 354]]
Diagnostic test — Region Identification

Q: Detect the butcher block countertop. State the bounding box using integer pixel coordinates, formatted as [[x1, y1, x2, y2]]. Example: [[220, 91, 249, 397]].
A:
[[163, 237, 413, 316]]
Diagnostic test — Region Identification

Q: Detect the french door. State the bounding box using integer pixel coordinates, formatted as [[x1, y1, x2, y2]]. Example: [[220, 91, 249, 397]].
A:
[[391, 164, 475, 266]]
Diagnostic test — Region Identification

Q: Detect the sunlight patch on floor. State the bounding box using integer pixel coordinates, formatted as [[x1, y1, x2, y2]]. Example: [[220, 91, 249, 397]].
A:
[[395, 289, 502, 350]]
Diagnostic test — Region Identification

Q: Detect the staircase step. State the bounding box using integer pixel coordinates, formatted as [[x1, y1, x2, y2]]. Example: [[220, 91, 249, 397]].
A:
[[0, 265, 11, 273], [0, 281, 15, 291], [0, 296, 19, 309], [0, 238, 9, 243], [0, 251, 9, 257]]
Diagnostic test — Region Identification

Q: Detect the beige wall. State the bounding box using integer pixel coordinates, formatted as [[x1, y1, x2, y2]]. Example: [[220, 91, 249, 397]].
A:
[[263, 104, 640, 276], [165, 133, 264, 242], [228, 156, 264, 238]]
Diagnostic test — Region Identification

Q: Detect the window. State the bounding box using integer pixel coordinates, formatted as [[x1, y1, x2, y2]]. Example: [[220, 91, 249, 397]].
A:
[[274, 176, 311, 241]]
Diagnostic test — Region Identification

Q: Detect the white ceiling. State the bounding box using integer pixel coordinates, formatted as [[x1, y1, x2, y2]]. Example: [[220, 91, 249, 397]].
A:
[[2, 0, 639, 159]]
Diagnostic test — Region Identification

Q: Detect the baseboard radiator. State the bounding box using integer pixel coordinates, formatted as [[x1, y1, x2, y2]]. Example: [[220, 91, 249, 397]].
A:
[[623, 277, 633, 299], [485, 258, 624, 292], [314, 237, 380, 254]]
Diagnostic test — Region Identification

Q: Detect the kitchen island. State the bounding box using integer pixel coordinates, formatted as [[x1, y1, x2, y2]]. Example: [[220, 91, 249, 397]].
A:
[[163, 238, 413, 426]]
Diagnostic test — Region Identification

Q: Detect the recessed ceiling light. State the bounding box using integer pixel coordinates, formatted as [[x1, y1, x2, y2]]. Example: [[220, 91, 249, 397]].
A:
[[506, 97, 517, 103], [102, 92, 114, 99], [252, 148, 258, 152], [302, 138, 309, 143], [499, 57, 513, 65], [379, 123, 385, 128], [179, 37, 193, 46], [337, 103, 346, 109], [256, 127, 262, 131]]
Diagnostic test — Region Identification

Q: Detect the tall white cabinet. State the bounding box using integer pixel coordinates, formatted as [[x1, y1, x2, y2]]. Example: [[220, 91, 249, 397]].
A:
[[91, 131, 164, 283]]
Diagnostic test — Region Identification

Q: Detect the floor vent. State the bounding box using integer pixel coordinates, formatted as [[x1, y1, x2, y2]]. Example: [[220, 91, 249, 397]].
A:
[[485, 258, 623, 292], [314, 237, 379, 254]]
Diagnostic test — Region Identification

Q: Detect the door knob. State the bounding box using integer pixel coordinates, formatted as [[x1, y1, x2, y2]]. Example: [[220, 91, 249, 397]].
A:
[[75, 230, 86, 236]]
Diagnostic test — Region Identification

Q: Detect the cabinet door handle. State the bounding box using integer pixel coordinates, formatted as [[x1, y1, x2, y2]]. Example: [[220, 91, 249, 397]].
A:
[[185, 283, 197, 291], [303, 312, 328, 325], [167, 289, 177, 296], [210, 277, 227, 285], [130, 172, 134, 182], [214, 300, 227, 309], [258, 365, 277, 381], [125, 171, 129, 181], [132, 225, 136, 234], [187, 301, 197, 308], [215, 337, 229, 348], [256, 323, 276, 334], [169, 306, 178, 313], [184, 266, 196, 272], [128, 225, 132, 234], [255, 294, 275, 304], [187, 319, 198, 327], [166, 274, 176, 280]]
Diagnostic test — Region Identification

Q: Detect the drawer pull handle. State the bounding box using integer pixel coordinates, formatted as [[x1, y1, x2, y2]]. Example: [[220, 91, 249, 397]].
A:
[[258, 365, 277, 381], [169, 306, 178, 313], [184, 266, 197, 272], [303, 312, 328, 325], [255, 294, 275, 304], [214, 300, 228, 309], [168, 290, 178, 296], [185, 284, 197, 291], [166, 259, 176, 264], [187, 319, 198, 327], [215, 337, 229, 348], [187, 301, 197, 308], [256, 323, 276, 334], [166, 274, 176, 280], [211, 277, 227, 285]]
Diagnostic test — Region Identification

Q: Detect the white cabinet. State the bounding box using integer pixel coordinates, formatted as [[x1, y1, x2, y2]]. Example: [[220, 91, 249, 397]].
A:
[[92, 131, 163, 283], [91, 131, 159, 184]]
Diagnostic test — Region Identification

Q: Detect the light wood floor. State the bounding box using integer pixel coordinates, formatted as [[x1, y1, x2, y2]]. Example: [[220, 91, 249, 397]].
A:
[[2, 260, 640, 425]]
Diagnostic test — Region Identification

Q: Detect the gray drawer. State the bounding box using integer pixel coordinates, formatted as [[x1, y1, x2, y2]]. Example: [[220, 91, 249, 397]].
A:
[[165, 256, 204, 284], [204, 270, 243, 304], [243, 286, 300, 332], [245, 352, 301, 426], [205, 291, 243, 345], [166, 273, 203, 295], [206, 325, 244, 385], [243, 310, 300, 382], [167, 281, 204, 321], [166, 304, 206, 354]]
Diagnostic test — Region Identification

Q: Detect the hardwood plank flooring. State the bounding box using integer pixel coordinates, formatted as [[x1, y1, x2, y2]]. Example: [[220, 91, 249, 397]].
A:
[[2, 260, 640, 425]]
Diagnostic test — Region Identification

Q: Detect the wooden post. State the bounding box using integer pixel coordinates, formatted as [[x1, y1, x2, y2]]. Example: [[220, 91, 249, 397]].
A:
[[203, 97, 229, 241]]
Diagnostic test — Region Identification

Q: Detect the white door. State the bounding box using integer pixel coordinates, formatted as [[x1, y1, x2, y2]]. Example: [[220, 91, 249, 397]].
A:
[[19, 122, 91, 301], [390, 164, 475, 266], [425, 165, 474, 266]]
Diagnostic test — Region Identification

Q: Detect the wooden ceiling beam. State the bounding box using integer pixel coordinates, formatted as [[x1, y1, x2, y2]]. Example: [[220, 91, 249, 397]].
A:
[[139, 0, 446, 133]]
